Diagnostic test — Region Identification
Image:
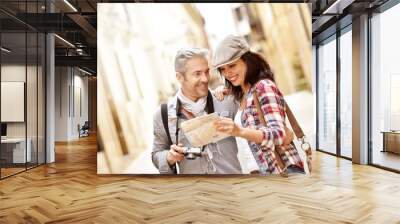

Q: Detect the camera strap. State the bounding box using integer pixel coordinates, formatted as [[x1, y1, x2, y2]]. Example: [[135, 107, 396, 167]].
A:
[[160, 90, 214, 148]]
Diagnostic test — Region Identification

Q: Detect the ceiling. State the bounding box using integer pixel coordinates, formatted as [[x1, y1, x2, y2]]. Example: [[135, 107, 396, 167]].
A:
[[0, 0, 99, 74], [0, 0, 395, 74], [311, 0, 391, 44]]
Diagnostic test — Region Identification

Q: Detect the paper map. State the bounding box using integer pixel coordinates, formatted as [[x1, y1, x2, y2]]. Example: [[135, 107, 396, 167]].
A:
[[180, 112, 229, 147]]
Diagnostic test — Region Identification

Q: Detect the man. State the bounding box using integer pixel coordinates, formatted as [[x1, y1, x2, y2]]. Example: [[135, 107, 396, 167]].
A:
[[151, 47, 242, 174]]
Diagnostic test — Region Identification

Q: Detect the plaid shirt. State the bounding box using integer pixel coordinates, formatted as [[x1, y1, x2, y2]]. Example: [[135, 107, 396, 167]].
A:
[[242, 79, 303, 174]]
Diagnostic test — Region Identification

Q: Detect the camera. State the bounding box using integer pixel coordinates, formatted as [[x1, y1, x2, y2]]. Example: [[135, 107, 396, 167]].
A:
[[182, 147, 202, 160]]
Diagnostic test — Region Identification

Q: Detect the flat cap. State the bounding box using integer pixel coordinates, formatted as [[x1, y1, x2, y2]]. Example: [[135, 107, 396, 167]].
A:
[[212, 35, 250, 70]]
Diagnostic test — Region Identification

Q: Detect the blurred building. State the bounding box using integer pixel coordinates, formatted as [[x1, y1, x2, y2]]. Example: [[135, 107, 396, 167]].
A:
[[97, 3, 209, 173], [231, 3, 312, 95]]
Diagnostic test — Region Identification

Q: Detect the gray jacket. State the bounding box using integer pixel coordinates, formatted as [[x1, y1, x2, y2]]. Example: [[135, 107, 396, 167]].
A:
[[151, 92, 242, 174]]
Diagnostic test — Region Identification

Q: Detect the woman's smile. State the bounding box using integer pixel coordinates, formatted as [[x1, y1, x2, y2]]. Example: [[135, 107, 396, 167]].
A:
[[227, 74, 239, 84]]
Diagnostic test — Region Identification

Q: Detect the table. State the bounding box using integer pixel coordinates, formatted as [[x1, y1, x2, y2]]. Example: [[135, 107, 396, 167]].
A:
[[381, 131, 400, 154], [1, 138, 32, 163]]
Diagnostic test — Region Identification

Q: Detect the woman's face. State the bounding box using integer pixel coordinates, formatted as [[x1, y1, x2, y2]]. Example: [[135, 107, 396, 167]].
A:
[[219, 58, 247, 87]]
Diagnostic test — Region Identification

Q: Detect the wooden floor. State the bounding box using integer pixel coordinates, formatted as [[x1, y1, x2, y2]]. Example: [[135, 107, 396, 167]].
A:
[[372, 151, 400, 171], [1, 163, 44, 178], [1, 135, 400, 223], [1, 167, 26, 178]]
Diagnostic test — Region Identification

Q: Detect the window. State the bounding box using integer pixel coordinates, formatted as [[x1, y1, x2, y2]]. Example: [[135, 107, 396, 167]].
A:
[[370, 2, 400, 171], [339, 27, 352, 158], [0, 1, 47, 179], [317, 35, 337, 154]]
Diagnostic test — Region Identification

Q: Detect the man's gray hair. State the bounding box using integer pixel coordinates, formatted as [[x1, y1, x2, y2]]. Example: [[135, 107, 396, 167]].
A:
[[174, 47, 209, 74]]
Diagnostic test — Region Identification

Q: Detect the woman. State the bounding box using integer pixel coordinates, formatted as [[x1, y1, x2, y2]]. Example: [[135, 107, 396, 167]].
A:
[[212, 35, 304, 175]]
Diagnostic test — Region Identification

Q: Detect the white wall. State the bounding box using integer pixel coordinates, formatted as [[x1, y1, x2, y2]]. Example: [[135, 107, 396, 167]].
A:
[[1, 63, 46, 164], [1, 65, 37, 138], [55, 67, 69, 141], [55, 67, 89, 141], [1, 65, 26, 135], [71, 72, 89, 138]]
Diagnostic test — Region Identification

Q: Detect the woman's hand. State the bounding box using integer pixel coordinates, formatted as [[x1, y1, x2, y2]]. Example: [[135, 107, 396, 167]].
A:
[[214, 116, 294, 146], [214, 117, 241, 136], [212, 85, 229, 101], [216, 118, 265, 143]]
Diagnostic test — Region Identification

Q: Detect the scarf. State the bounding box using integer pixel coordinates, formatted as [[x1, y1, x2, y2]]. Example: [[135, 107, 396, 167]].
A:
[[177, 89, 207, 117]]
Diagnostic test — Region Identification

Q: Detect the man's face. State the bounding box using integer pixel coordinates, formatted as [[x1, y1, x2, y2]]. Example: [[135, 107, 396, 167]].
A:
[[177, 57, 210, 100]]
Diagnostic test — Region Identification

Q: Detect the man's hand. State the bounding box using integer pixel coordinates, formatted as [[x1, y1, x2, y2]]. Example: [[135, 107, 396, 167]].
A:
[[166, 144, 185, 166]]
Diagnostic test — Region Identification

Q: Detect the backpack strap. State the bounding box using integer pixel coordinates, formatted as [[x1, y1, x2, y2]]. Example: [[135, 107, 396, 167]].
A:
[[161, 103, 173, 146], [206, 90, 214, 114], [161, 103, 177, 174]]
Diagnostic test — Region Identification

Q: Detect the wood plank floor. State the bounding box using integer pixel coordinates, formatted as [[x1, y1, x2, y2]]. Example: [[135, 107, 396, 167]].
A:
[[1, 167, 26, 178], [1, 135, 400, 224]]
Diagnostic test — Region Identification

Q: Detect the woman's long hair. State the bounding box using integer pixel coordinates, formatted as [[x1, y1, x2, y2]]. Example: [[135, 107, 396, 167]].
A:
[[220, 51, 275, 101]]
